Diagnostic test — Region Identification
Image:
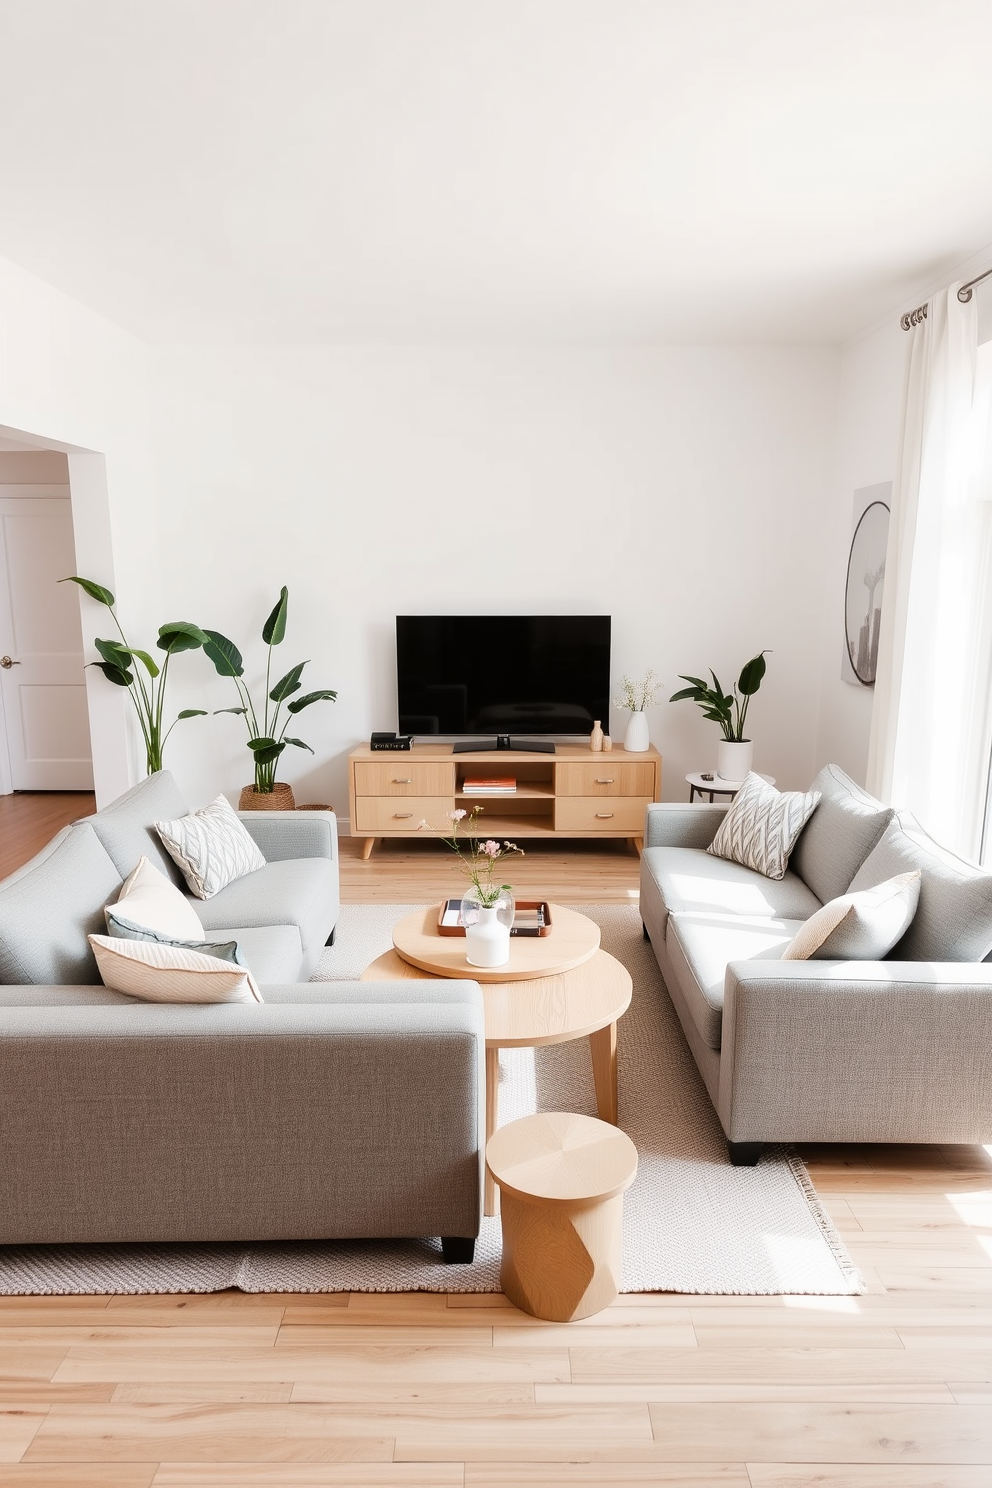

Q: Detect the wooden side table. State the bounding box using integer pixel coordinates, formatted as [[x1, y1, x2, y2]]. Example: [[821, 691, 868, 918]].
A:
[[686, 771, 775, 802], [486, 1111, 638, 1321]]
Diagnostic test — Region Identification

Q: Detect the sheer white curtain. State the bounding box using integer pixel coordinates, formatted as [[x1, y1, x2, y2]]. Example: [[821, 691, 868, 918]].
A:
[[867, 285, 992, 861]]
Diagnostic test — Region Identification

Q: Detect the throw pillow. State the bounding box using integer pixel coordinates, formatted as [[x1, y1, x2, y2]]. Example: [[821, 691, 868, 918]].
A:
[[707, 772, 821, 881], [789, 763, 894, 904], [89, 934, 262, 1004], [155, 794, 266, 900], [781, 871, 922, 961], [107, 855, 205, 941]]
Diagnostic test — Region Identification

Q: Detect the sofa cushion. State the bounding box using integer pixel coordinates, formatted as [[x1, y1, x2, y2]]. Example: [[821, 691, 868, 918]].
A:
[[0, 823, 122, 985], [790, 764, 894, 904], [781, 871, 921, 961], [666, 911, 803, 1050], [82, 770, 192, 886], [641, 845, 821, 940], [206, 924, 304, 983], [156, 795, 267, 899], [849, 811, 992, 962], [708, 773, 821, 881], [193, 856, 335, 950], [107, 855, 205, 942]]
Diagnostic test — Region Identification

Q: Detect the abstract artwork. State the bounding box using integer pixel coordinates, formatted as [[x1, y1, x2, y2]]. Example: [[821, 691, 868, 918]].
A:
[[842, 483, 891, 687]]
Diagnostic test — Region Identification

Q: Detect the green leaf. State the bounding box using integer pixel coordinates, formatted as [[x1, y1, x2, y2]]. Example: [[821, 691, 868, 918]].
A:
[[94, 637, 132, 668], [286, 688, 337, 714], [669, 685, 707, 703], [214, 706, 248, 715], [176, 709, 208, 719], [157, 621, 210, 654], [202, 630, 244, 677], [261, 587, 289, 646], [247, 735, 279, 751], [89, 659, 133, 688], [283, 736, 314, 752], [737, 650, 769, 696], [60, 575, 115, 607], [247, 737, 285, 765], [129, 647, 160, 678], [269, 661, 306, 702]]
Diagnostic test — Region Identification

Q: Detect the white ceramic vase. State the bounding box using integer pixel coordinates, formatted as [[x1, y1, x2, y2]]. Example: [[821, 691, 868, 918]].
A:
[[624, 710, 650, 753], [716, 739, 753, 783], [465, 905, 511, 968]]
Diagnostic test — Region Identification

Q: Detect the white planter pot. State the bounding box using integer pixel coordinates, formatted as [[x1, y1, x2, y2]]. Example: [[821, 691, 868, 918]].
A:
[[716, 739, 753, 783], [624, 711, 650, 753], [465, 905, 511, 968]]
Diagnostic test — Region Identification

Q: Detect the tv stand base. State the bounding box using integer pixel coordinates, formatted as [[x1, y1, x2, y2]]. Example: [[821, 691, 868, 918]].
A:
[[453, 735, 556, 755]]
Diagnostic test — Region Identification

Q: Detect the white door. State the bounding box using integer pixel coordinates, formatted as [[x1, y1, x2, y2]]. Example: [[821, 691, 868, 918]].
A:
[[0, 494, 94, 790]]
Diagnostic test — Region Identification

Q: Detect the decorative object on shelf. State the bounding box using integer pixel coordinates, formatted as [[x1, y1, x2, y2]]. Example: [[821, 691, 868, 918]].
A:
[[670, 651, 769, 781], [589, 720, 604, 752], [201, 586, 337, 806], [614, 670, 661, 754], [419, 806, 523, 968], [602, 735, 612, 751], [60, 576, 209, 776]]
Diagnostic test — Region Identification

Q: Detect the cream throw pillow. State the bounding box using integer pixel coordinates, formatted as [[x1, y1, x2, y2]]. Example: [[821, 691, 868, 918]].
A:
[[107, 855, 205, 941], [155, 794, 266, 900], [781, 870, 922, 961], [707, 772, 821, 881], [89, 934, 262, 1004]]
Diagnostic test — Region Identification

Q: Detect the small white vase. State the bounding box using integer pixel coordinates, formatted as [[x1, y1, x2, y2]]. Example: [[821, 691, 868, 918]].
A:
[[465, 905, 511, 968], [716, 739, 753, 783], [624, 711, 650, 753]]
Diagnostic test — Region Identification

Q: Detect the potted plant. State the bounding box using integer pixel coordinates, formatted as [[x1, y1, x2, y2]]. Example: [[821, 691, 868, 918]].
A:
[[670, 651, 769, 781], [61, 576, 209, 775], [614, 669, 661, 753], [201, 587, 337, 809]]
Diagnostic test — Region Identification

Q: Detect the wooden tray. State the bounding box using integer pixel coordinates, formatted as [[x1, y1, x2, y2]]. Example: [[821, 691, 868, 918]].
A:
[[437, 899, 553, 937]]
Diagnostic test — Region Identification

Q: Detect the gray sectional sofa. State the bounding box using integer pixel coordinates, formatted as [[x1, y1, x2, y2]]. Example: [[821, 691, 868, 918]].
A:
[[640, 764, 992, 1163], [0, 772, 484, 1258]]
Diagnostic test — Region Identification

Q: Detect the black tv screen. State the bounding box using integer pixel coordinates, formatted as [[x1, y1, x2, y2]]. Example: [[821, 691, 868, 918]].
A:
[[397, 615, 611, 737]]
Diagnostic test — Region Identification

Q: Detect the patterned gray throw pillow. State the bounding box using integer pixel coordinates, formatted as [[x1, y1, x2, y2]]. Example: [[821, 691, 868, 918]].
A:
[[155, 794, 266, 899], [707, 772, 821, 881]]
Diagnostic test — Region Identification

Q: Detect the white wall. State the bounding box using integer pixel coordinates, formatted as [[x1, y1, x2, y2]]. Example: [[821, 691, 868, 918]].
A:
[[147, 344, 840, 817]]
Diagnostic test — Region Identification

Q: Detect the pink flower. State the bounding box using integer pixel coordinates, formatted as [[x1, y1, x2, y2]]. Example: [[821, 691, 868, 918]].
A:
[[479, 840, 500, 857], [448, 809, 467, 821]]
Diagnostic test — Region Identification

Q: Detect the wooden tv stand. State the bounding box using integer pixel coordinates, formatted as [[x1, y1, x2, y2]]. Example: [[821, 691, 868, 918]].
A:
[[348, 742, 662, 859]]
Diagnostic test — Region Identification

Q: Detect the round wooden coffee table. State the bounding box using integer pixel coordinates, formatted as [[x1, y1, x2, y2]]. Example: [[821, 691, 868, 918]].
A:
[[362, 904, 632, 1215], [389, 902, 601, 982]]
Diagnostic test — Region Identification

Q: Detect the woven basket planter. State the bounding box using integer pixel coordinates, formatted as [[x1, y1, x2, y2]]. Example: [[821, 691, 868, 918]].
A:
[[238, 782, 296, 811], [296, 803, 332, 812]]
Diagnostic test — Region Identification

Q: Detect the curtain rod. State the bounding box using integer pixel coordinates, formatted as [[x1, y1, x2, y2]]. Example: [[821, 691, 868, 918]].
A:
[[900, 265, 992, 330]]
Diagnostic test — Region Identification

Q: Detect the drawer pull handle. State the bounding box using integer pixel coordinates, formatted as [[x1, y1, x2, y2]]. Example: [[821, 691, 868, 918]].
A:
[[596, 812, 614, 819], [393, 778, 413, 784], [595, 778, 615, 784], [394, 812, 414, 819]]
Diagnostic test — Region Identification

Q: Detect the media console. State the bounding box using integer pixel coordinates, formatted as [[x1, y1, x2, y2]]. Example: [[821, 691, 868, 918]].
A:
[[348, 741, 662, 859]]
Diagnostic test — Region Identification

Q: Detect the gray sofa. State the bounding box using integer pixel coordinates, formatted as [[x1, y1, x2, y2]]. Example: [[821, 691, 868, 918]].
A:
[[0, 772, 485, 1259], [640, 764, 992, 1164]]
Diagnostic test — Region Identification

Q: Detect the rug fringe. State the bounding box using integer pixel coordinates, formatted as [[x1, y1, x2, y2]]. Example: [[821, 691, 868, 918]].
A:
[[780, 1146, 866, 1294]]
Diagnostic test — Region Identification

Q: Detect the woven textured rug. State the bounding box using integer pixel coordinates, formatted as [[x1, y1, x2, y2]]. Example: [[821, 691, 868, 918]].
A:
[[0, 902, 862, 1297]]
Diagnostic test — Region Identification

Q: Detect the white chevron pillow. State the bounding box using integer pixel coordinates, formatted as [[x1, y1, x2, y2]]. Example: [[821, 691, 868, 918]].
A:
[[155, 794, 266, 899], [707, 772, 821, 881]]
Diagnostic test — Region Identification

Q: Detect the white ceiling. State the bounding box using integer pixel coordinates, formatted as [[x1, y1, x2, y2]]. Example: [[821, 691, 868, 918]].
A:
[[1, 0, 992, 344]]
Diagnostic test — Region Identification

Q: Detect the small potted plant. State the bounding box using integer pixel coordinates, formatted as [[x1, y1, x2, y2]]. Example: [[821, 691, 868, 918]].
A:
[[670, 651, 769, 781], [201, 587, 337, 809], [420, 808, 523, 968], [614, 669, 661, 753]]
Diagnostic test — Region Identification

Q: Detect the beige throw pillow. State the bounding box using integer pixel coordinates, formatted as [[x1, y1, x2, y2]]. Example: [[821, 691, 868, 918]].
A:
[[89, 934, 262, 1004], [155, 794, 266, 900], [107, 855, 205, 941], [782, 870, 922, 961], [707, 772, 821, 881]]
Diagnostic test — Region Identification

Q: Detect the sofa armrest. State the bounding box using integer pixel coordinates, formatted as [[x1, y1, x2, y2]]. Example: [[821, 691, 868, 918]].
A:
[[717, 959, 992, 1145], [237, 809, 338, 862], [644, 802, 728, 850]]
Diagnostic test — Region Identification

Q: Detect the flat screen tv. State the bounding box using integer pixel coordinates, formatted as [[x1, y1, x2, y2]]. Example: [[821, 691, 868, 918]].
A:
[[396, 615, 611, 744]]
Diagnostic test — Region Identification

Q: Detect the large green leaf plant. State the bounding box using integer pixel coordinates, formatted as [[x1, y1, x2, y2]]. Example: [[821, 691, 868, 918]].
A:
[[61, 576, 209, 774], [669, 651, 769, 742], [202, 587, 337, 793]]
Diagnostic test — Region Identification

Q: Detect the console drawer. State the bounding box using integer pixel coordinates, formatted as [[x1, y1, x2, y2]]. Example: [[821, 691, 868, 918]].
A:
[[354, 796, 454, 833], [354, 762, 455, 796], [556, 762, 657, 797], [555, 797, 652, 832]]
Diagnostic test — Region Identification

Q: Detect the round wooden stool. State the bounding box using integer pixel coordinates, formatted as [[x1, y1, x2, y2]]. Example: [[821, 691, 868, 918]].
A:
[[485, 1111, 638, 1322]]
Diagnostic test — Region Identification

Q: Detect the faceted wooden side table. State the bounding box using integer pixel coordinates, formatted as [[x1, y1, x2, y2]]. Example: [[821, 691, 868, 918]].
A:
[[486, 1111, 638, 1321]]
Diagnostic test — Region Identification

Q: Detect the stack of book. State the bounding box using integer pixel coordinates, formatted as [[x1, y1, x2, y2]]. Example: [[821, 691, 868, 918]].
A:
[[462, 775, 517, 796]]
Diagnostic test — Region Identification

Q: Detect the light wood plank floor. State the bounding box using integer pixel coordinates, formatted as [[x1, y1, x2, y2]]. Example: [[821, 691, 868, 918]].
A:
[[1, 795, 990, 1485]]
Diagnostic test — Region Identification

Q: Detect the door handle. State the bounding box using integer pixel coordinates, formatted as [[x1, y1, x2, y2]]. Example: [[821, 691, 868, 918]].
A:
[[0, 656, 20, 669]]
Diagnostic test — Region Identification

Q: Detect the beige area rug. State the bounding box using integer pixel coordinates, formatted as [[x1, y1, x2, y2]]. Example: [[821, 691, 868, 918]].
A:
[[0, 903, 862, 1297]]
